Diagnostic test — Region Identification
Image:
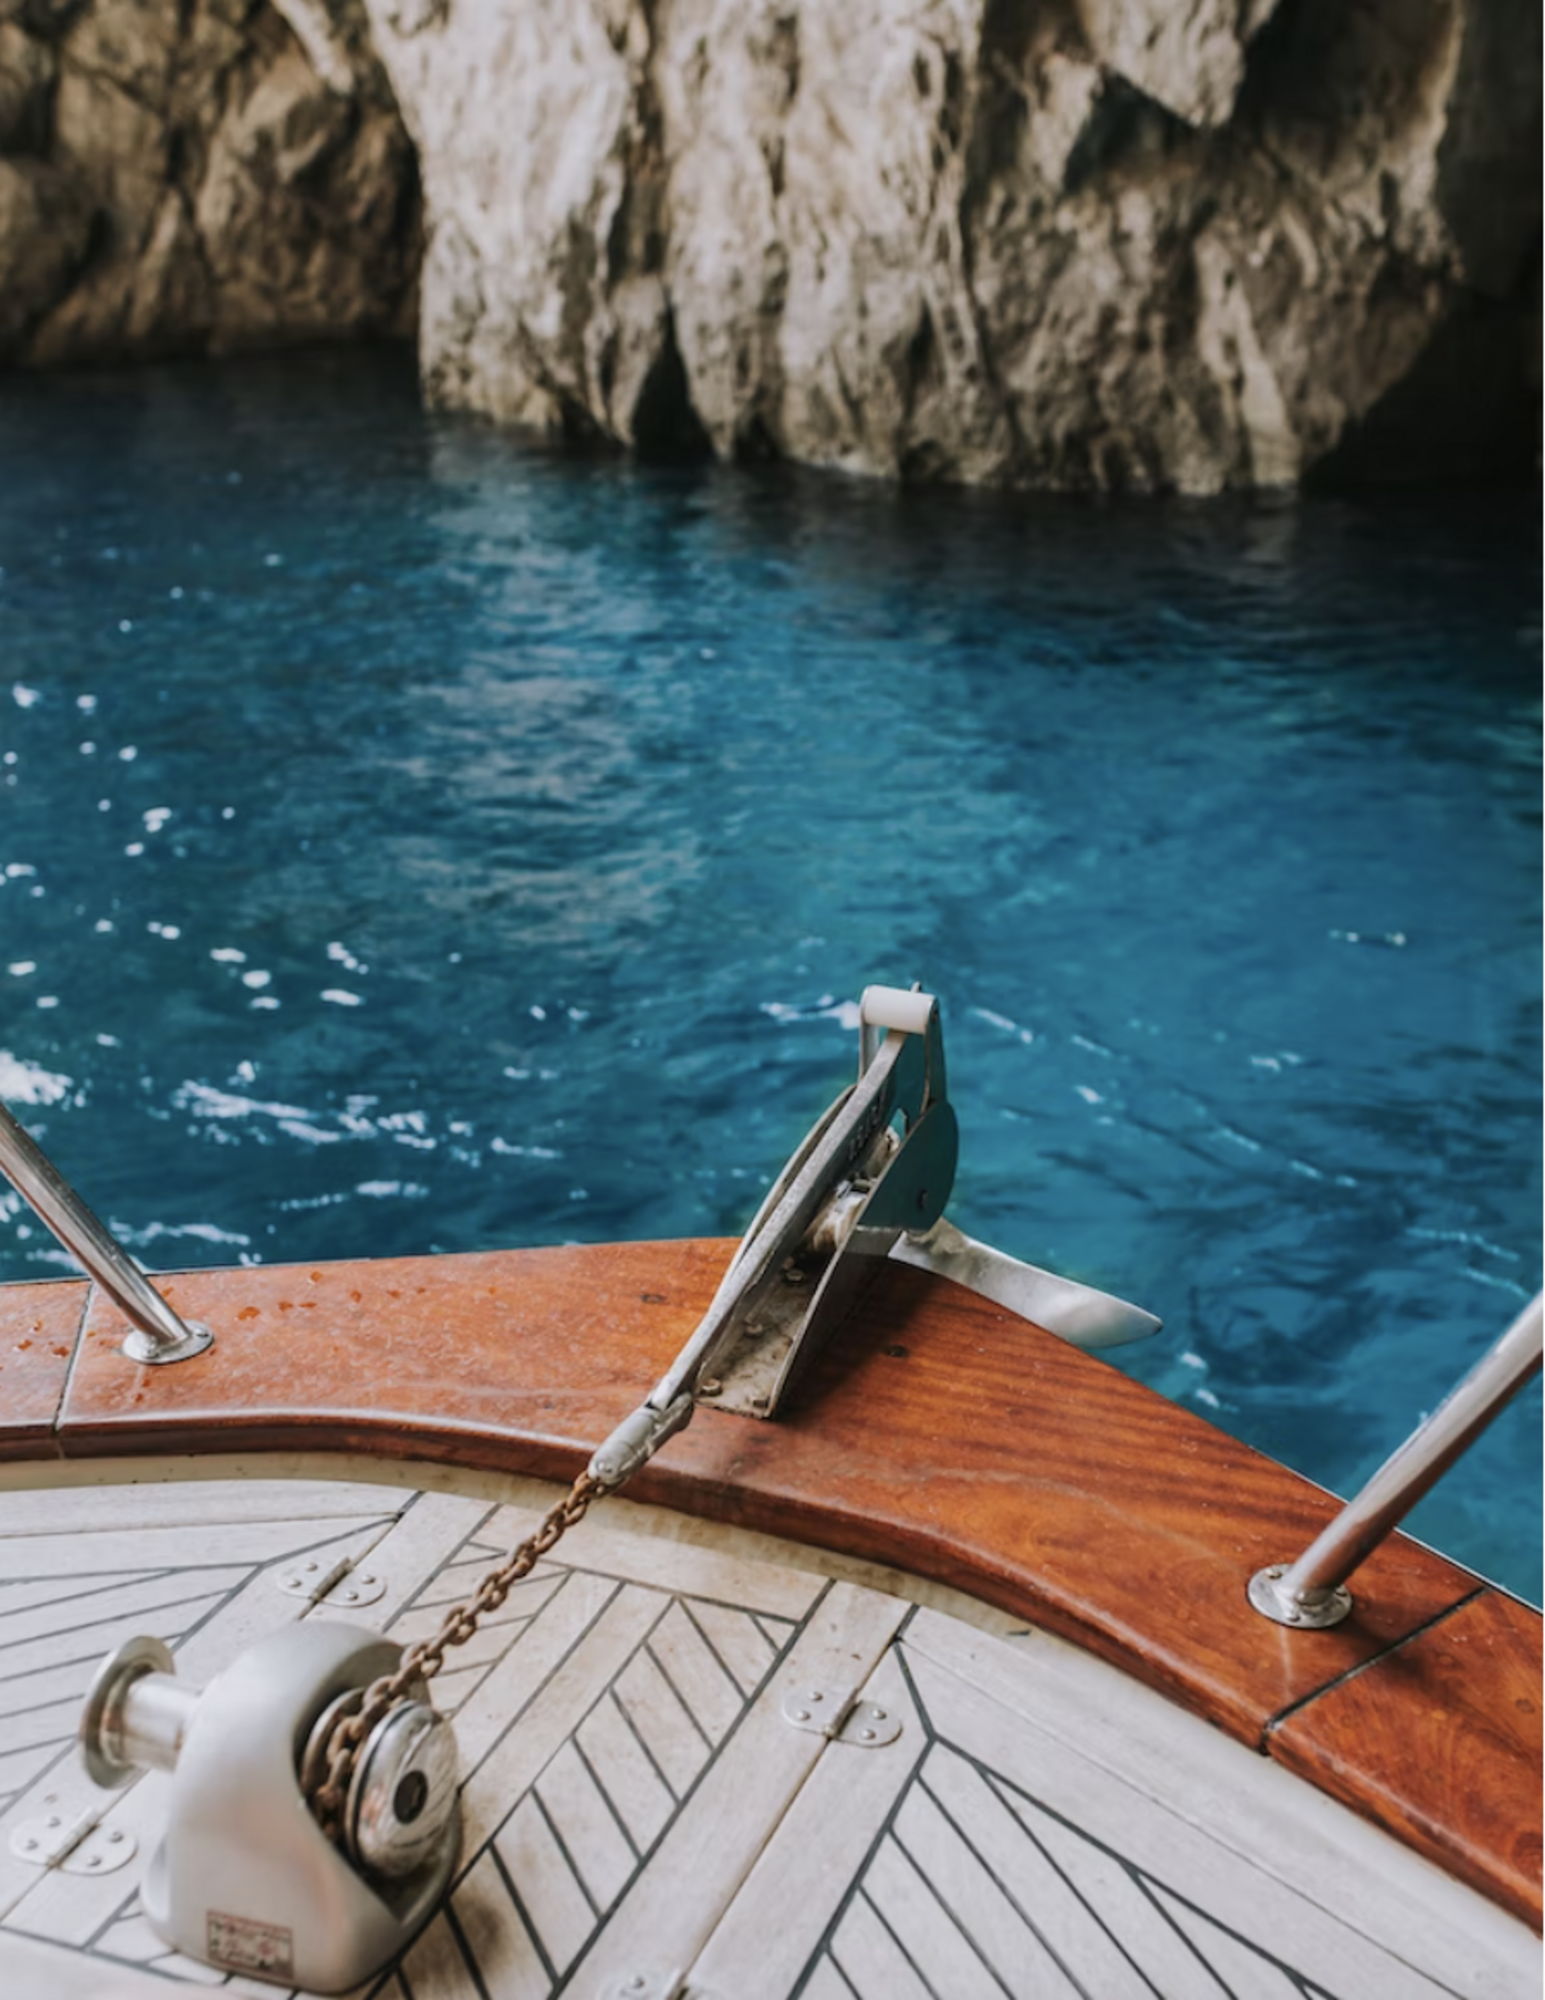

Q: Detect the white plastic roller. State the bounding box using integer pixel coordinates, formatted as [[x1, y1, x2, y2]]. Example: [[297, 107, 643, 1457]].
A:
[[858, 985, 940, 1078], [859, 984, 938, 1035]]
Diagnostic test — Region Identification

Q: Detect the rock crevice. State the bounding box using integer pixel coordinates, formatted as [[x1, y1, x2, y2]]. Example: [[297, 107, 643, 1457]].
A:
[[1, 0, 1536, 491]]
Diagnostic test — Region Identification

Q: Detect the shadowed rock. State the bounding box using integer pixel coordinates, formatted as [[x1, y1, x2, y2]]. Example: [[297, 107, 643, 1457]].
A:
[[0, 0, 419, 363]]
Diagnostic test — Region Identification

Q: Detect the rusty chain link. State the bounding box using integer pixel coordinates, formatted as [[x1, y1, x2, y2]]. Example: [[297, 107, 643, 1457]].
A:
[[307, 1466, 608, 1844]]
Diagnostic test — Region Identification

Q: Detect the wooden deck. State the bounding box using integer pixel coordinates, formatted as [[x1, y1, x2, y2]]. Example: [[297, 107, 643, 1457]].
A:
[[0, 1241, 1540, 1932], [0, 1472, 1535, 2000]]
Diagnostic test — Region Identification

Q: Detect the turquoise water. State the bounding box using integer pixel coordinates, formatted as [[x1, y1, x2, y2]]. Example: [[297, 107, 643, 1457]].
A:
[[0, 350, 1538, 1600]]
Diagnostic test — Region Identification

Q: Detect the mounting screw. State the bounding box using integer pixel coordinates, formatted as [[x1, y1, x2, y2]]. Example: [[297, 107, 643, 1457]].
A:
[[698, 1378, 722, 1399]]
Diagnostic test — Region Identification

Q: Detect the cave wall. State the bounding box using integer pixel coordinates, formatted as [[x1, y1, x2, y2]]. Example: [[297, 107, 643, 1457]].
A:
[[0, 0, 418, 361], [0, 0, 1536, 491]]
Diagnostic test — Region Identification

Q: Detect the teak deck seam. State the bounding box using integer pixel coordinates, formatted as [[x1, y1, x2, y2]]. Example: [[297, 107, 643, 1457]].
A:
[[1259, 1582, 1491, 1741], [0, 1242, 1538, 1928]]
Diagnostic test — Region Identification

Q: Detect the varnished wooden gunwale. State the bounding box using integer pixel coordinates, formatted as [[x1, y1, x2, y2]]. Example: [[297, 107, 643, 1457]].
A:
[[0, 1240, 1538, 1927], [1269, 1586, 1543, 1924]]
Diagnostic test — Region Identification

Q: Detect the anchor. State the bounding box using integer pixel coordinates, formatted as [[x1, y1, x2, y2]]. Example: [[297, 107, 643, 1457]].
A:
[[44, 982, 1158, 1989], [588, 983, 1159, 1478]]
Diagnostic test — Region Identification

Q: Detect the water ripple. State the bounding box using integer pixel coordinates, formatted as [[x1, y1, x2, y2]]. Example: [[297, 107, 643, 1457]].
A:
[[0, 349, 1534, 1598]]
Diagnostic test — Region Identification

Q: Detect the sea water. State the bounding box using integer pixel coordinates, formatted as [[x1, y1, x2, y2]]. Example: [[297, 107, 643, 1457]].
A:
[[0, 350, 1538, 1600]]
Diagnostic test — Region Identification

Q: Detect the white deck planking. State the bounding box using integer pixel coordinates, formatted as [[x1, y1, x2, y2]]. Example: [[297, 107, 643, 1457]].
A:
[[0, 1471, 1535, 2000]]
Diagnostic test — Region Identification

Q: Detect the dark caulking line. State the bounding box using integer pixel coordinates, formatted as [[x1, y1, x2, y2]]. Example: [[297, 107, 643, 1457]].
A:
[[1260, 1583, 1489, 1744]]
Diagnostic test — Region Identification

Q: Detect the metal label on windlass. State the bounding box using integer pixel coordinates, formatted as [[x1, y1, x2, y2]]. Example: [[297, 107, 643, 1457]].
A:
[[207, 1909, 294, 1980]]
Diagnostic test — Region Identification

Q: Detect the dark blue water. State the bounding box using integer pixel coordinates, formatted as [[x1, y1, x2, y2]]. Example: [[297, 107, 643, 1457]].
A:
[[0, 351, 1538, 1599]]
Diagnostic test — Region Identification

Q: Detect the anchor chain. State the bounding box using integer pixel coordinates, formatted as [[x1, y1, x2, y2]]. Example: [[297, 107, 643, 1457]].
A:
[[303, 992, 966, 1847], [306, 1467, 608, 1844]]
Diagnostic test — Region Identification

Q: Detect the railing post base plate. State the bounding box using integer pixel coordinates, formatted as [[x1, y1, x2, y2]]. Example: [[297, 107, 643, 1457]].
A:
[[1248, 1565, 1354, 1630], [123, 1320, 215, 1367]]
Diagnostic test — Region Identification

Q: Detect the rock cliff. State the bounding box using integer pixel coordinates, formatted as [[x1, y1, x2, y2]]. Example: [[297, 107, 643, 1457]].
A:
[[1, 0, 1536, 490], [0, 0, 417, 361]]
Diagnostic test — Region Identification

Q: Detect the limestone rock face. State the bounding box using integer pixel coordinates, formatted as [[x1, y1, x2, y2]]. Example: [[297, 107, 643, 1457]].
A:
[[0, 0, 419, 363], [0, 0, 1536, 490], [361, 0, 1536, 490]]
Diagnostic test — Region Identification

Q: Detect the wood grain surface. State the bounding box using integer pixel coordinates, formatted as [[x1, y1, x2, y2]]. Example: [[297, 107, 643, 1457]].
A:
[[0, 1278, 86, 1460], [0, 1240, 1537, 1922], [1271, 1587, 1543, 1926]]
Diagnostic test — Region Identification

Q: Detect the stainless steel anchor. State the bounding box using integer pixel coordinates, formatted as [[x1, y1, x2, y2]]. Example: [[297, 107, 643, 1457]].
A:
[[78, 1624, 459, 1992], [591, 983, 1160, 1482]]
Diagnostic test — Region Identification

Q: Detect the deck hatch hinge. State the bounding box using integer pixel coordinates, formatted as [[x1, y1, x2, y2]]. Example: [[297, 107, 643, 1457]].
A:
[[274, 1552, 386, 1607], [780, 1681, 902, 1746], [9, 1796, 137, 1873]]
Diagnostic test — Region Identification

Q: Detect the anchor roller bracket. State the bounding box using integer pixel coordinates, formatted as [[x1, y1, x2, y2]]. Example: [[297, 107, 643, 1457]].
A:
[[591, 983, 1159, 1483]]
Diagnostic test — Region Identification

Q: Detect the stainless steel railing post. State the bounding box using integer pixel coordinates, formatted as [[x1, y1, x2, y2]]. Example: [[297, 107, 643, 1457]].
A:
[[1249, 1292, 1542, 1627], [0, 1099, 213, 1365]]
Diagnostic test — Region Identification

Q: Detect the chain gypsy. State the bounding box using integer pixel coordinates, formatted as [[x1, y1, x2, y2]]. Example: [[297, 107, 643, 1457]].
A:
[[306, 1468, 608, 1845]]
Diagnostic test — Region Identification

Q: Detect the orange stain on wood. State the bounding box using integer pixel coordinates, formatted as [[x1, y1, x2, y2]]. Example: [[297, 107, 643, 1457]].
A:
[[0, 1279, 88, 1459]]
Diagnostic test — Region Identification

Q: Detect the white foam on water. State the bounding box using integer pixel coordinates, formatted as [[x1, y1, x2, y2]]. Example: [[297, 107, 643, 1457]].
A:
[[117, 1219, 252, 1249], [0, 1051, 72, 1104], [760, 996, 863, 1029], [969, 1005, 1036, 1044], [278, 1119, 342, 1146], [176, 1081, 313, 1123]]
